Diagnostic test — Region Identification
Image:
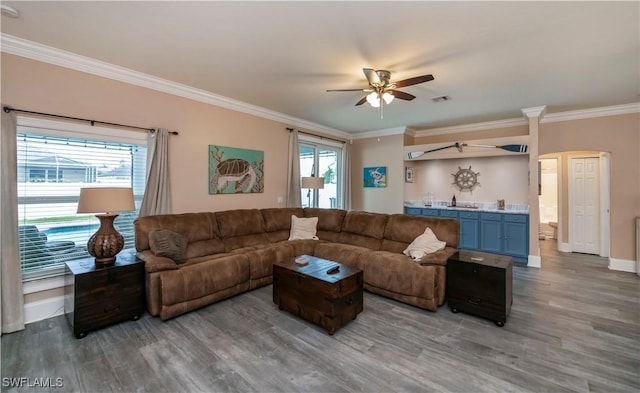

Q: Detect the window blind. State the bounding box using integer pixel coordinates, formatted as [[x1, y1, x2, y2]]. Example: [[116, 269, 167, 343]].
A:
[[17, 132, 147, 281]]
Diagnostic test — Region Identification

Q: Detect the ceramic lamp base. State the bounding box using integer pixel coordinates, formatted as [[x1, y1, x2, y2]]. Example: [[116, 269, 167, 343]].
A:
[[87, 213, 124, 266]]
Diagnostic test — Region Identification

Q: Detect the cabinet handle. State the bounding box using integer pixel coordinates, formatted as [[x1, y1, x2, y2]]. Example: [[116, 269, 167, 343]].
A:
[[346, 297, 353, 306], [467, 297, 481, 305], [104, 305, 120, 314]]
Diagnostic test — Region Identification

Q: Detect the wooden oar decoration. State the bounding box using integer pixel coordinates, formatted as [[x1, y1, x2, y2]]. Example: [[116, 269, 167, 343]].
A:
[[463, 143, 528, 153], [407, 142, 527, 159]]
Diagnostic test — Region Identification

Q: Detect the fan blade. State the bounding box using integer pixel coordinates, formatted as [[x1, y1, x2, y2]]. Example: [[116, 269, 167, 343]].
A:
[[388, 90, 416, 101], [363, 68, 380, 85], [326, 88, 369, 92], [394, 74, 434, 88], [355, 97, 367, 106]]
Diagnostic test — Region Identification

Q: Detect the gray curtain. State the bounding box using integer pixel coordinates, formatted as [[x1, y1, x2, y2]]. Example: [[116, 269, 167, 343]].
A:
[[139, 128, 172, 217], [286, 129, 302, 207], [0, 108, 25, 334], [342, 140, 352, 210]]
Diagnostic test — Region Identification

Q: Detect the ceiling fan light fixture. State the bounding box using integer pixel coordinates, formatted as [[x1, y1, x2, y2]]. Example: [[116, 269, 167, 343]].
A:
[[366, 92, 380, 108], [382, 92, 394, 104]]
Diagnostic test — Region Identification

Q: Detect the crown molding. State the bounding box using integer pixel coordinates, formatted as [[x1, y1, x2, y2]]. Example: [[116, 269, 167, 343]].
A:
[[351, 126, 407, 140], [540, 102, 640, 123], [412, 118, 528, 138], [521, 105, 547, 120], [410, 102, 639, 137], [0, 34, 351, 140]]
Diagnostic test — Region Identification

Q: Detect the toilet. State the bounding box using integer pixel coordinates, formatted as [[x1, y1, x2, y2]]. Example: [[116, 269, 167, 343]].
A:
[[548, 221, 558, 239]]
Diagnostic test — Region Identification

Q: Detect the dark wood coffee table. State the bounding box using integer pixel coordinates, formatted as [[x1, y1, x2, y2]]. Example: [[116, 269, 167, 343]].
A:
[[273, 255, 363, 335]]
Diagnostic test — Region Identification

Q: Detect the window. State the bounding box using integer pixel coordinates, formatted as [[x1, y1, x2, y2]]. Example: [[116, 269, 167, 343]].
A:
[[16, 118, 147, 281], [299, 136, 343, 208]]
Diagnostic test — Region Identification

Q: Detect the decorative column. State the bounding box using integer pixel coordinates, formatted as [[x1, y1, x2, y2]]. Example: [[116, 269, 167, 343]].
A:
[[521, 106, 546, 268]]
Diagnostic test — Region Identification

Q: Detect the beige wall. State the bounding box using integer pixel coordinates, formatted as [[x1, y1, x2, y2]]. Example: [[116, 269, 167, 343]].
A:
[[350, 134, 404, 213], [2, 54, 293, 214], [405, 155, 529, 205], [540, 113, 640, 261]]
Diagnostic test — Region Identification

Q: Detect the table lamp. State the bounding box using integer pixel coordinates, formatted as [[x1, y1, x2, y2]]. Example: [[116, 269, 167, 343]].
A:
[[77, 187, 135, 265], [301, 176, 324, 208]]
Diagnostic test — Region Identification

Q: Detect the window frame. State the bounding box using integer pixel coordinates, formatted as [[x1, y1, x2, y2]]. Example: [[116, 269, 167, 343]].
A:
[[16, 116, 147, 288]]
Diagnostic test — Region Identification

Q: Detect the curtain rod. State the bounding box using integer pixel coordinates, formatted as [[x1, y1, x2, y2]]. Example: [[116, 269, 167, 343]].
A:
[[3, 106, 178, 135], [287, 127, 345, 144]]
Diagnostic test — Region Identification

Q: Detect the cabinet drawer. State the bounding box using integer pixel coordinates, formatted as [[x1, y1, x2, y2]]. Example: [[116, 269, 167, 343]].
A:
[[459, 211, 479, 219], [439, 210, 458, 218], [405, 207, 422, 215], [422, 208, 440, 217], [504, 214, 528, 223], [480, 212, 502, 221]]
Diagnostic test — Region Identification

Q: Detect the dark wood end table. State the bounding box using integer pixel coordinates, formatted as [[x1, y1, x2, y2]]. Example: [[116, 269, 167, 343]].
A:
[[446, 250, 513, 327], [64, 250, 145, 338]]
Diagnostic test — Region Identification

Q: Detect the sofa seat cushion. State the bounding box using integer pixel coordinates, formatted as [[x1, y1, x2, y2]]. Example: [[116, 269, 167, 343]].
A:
[[159, 254, 250, 306], [282, 239, 322, 258], [244, 243, 295, 282], [313, 242, 370, 270], [359, 251, 437, 300]]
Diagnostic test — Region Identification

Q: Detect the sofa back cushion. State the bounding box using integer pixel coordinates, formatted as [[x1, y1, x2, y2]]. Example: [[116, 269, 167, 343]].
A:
[[304, 208, 346, 242], [261, 208, 304, 243], [381, 214, 459, 253], [215, 209, 269, 251], [337, 210, 388, 250], [134, 212, 225, 258]]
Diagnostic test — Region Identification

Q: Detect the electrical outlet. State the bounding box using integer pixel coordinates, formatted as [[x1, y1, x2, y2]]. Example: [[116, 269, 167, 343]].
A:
[[277, 196, 284, 204]]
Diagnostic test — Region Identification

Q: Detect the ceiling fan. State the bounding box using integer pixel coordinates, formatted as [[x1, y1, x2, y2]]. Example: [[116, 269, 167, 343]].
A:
[[327, 68, 434, 118]]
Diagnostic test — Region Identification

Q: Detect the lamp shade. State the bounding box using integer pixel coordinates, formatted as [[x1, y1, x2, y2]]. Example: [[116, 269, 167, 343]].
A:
[[77, 187, 135, 214], [301, 177, 325, 189]]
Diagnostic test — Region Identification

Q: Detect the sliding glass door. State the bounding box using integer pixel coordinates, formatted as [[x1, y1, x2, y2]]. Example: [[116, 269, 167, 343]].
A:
[[299, 139, 342, 208]]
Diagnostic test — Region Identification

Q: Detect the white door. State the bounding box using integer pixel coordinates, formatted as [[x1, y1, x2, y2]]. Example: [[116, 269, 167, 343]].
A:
[[570, 157, 600, 254]]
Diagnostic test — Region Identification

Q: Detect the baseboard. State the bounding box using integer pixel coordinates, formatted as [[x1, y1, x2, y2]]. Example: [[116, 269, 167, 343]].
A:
[[24, 295, 65, 324], [527, 255, 541, 268], [558, 242, 571, 253], [608, 258, 637, 273]]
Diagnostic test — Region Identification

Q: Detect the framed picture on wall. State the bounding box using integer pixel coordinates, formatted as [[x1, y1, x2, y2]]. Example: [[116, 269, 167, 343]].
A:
[[405, 167, 413, 183], [363, 166, 386, 188]]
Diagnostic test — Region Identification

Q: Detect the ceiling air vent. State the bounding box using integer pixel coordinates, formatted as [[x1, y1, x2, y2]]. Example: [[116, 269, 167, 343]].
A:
[[432, 95, 451, 102]]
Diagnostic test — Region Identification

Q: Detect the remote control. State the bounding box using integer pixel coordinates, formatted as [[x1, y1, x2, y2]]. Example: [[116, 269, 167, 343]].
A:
[[326, 266, 340, 274]]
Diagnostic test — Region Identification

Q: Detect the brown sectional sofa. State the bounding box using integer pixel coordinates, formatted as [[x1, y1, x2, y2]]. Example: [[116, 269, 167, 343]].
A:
[[134, 208, 459, 321]]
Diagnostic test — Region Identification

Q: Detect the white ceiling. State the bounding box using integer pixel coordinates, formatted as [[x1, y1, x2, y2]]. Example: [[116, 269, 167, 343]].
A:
[[2, 1, 639, 135]]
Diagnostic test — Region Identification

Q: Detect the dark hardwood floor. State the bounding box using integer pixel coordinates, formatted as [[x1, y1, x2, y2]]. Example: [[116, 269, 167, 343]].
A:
[[2, 240, 639, 392]]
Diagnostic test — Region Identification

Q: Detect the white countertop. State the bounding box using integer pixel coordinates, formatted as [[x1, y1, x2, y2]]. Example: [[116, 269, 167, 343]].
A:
[[404, 200, 529, 214]]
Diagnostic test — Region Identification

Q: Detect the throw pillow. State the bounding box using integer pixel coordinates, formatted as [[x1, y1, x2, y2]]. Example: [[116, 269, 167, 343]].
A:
[[403, 227, 446, 261], [288, 215, 319, 240], [149, 229, 188, 264]]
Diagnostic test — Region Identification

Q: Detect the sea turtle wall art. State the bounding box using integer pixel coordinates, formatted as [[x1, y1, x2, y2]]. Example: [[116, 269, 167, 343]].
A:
[[209, 145, 264, 194]]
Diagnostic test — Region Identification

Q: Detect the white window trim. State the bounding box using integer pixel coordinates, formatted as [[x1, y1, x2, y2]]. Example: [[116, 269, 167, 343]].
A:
[[23, 275, 67, 295], [17, 116, 148, 144]]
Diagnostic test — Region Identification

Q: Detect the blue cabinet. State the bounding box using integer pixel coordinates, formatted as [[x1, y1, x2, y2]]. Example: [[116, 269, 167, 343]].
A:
[[458, 211, 479, 249], [403, 207, 529, 263], [480, 213, 503, 254], [503, 214, 528, 259]]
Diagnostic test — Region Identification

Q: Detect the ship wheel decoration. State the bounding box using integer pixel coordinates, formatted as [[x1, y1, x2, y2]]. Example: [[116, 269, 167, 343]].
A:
[[452, 166, 480, 191]]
